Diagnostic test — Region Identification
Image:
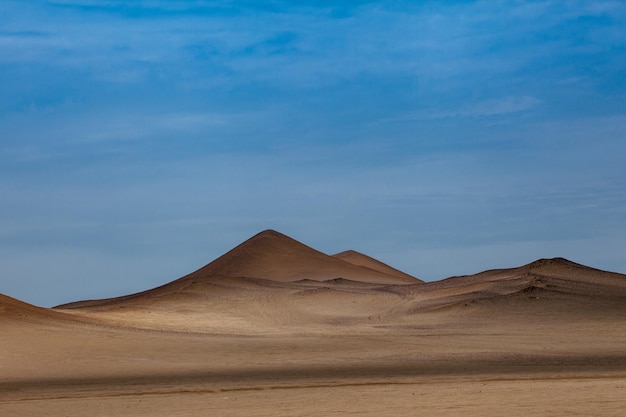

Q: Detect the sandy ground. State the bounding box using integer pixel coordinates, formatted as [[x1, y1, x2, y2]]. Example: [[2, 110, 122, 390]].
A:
[[2, 310, 625, 416], [3, 375, 626, 417]]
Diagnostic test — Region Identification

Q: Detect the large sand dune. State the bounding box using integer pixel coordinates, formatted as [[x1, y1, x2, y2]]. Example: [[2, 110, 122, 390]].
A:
[[2, 230, 626, 416], [174, 229, 421, 284]]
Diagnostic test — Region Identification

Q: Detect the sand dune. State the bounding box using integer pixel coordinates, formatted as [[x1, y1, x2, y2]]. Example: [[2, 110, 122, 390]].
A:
[[39, 232, 626, 333], [55, 229, 420, 311], [369, 259, 626, 329], [0, 293, 53, 322], [333, 249, 417, 282], [186, 229, 422, 284], [0, 293, 90, 325], [2, 230, 626, 416]]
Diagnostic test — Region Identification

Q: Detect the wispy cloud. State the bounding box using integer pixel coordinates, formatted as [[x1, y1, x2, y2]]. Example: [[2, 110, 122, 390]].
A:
[[392, 96, 542, 121]]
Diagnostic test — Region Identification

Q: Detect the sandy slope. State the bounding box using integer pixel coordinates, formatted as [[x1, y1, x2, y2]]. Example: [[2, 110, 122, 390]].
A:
[[2, 230, 626, 416], [0, 293, 97, 325], [50, 254, 626, 335], [332, 249, 417, 282], [177, 229, 422, 284]]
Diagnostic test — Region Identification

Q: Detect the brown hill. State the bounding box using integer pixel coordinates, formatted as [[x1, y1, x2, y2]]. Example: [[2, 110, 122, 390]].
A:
[[56, 230, 421, 312], [17, 251, 620, 336], [333, 250, 417, 282], [0, 293, 89, 325], [53, 255, 626, 334], [187, 230, 422, 284], [389, 257, 626, 315], [431, 257, 626, 289]]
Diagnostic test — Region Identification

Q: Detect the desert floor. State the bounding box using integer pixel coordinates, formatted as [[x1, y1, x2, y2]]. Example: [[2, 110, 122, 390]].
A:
[[2, 311, 625, 417]]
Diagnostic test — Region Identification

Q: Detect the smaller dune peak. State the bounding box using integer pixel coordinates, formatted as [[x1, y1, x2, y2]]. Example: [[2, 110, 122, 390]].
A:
[[333, 249, 421, 283]]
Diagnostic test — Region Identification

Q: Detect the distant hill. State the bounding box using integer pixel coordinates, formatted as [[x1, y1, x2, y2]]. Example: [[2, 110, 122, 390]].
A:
[[56, 229, 421, 310], [2, 231, 623, 335], [333, 249, 416, 283]]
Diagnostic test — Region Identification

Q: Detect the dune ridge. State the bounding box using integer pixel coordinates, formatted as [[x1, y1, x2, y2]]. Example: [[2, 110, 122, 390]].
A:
[[55, 229, 421, 311], [38, 231, 623, 337], [187, 229, 421, 284], [0, 293, 99, 326], [332, 249, 417, 282], [3, 230, 623, 330]]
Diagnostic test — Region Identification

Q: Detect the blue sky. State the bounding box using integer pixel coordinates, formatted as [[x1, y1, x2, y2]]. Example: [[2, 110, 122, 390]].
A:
[[1, 1, 625, 306]]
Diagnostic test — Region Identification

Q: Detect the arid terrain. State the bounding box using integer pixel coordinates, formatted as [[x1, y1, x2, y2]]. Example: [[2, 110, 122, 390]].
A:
[[2, 230, 626, 416]]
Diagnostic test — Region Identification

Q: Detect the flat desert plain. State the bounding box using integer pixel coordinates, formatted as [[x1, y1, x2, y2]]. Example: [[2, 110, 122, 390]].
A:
[[2, 230, 626, 416]]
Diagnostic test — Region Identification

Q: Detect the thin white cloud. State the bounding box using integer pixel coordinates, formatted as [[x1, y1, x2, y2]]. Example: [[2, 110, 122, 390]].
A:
[[459, 96, 542, 117], [450, 96, 541, 118], [384, 96, 541, 122]]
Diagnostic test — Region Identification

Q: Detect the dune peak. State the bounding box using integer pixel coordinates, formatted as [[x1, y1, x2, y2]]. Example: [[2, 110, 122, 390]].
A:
[[526, 257, 583, 270], [182, 229, 422, 285]]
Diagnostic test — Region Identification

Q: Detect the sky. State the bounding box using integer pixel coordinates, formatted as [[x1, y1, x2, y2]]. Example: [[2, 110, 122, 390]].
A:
[[1, 0, 625, 307]]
